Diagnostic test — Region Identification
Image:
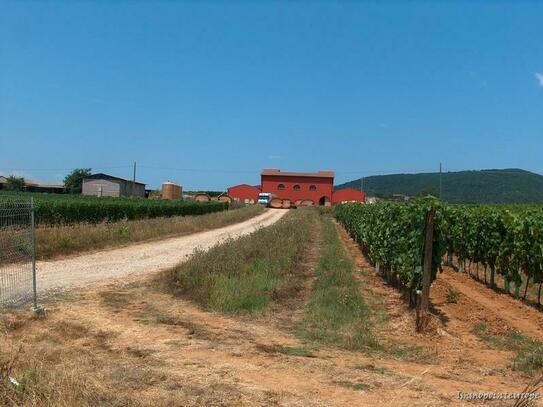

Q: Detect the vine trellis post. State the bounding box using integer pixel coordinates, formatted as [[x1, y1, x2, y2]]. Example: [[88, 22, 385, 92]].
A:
[[416, 207, 435, 333]]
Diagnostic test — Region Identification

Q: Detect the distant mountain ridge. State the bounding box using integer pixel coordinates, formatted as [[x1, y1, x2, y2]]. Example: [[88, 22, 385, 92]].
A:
[[335, 169, 543, 204]]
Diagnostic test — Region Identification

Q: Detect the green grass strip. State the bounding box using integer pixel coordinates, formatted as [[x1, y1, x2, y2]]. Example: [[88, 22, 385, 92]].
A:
[[299, 215, 378, 350]]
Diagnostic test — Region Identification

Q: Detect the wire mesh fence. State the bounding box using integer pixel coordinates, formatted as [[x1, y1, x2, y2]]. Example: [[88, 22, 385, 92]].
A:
[[0, 198, 37, 308]]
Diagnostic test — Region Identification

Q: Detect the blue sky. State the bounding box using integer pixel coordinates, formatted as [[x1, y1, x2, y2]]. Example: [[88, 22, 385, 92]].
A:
[[1, 1, 542, 190]]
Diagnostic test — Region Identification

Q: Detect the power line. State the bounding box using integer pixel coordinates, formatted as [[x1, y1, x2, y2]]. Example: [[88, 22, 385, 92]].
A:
[[2, 164, 540, 179], [2, 165, 130, 172], [439, 162, 443, 200], [138, 165, 258, 174]]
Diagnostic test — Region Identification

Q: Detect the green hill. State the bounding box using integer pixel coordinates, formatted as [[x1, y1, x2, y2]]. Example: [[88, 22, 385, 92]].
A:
[[336, 169, 543, 204]]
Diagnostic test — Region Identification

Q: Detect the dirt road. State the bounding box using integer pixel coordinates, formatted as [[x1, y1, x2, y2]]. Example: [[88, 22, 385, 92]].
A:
[[37, 208, 287, 295]]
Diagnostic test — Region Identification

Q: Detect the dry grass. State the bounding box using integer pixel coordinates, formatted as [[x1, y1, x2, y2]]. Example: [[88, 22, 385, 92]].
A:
[[0, 307, 212, 406], [35, 205, 264, 260], [172, 209, 315, 314]]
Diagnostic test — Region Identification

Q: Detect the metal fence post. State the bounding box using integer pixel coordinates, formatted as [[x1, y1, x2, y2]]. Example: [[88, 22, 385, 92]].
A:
[[0, 197, 44, 314], [30, 198, 44, 316], [31, 197, 38, 310]]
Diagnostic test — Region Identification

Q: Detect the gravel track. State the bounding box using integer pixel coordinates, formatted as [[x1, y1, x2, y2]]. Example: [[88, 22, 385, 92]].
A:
[[37, 209, 287, 295]]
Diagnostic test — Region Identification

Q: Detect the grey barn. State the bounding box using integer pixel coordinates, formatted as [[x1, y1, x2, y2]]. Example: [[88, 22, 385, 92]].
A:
[[82, 173, 146, 198]]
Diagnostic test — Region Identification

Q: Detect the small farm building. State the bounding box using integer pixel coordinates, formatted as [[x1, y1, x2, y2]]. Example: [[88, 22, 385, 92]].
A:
[[0, 176, 64, 194], [82, 173, 146, 198], [227, 184, 261, 204], [332, 188, 366, 205]]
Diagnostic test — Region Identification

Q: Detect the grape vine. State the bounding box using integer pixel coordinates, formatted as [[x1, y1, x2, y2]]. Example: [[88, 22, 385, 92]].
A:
[[335, 200, 543, 306]]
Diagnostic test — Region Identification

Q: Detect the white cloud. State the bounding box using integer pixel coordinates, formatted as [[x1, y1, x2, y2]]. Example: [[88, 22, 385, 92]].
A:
[[536, 73, 543, 87]]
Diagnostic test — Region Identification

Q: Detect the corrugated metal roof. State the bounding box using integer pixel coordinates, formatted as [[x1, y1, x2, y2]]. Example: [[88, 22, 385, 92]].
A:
[[33, 182, 64, 188], [83, 173, 146, 186], [261, 169, 335, 178]]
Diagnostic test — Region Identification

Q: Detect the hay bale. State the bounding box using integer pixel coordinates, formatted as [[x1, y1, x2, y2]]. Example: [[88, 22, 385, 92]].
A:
[[194, 193, 210, 202], [300, 200, 314, 207], [270, 198, 283, 209], [218, 194, 233, 204]]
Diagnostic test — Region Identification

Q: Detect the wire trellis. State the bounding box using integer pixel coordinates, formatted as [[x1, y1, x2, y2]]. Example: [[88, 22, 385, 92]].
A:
[[0, 198, 37, 308]]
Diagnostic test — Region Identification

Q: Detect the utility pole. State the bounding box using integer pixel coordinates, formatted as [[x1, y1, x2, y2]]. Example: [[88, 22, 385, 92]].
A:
[[132, 161, 137, 197], [360, 176, 364, 192], [439, 162, 442, 200]]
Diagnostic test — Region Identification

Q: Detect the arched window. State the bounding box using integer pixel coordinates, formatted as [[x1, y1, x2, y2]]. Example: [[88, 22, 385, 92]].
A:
[[277, 183, 285, 190], [309, 185, 317, 191], [293, 184, 300, 191]]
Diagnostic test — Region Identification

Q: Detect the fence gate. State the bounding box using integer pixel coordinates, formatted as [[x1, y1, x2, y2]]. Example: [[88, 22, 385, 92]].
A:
[[0, 198, 38, 309]]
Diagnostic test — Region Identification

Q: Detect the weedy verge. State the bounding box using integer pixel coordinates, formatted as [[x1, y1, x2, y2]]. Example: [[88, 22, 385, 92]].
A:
[[173, 209, 315, 314]]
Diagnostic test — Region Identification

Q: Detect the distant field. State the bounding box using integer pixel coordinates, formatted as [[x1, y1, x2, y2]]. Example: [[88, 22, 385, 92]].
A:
[[0, 191, 227, 225]]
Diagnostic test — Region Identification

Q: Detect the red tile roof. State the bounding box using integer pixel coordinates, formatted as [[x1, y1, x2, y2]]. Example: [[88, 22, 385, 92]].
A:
[[261, 169, 335, 178]]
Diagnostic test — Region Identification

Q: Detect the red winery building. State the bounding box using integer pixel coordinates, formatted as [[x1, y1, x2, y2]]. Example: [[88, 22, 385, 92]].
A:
[[261, 169, 335, 206], [228, 169, 366, 206]]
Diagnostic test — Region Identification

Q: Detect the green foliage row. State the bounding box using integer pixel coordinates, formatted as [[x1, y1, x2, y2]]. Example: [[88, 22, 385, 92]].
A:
[[334, 198, 447, 290], [335, 200, 543, 297], [0, 191, 227, 224], [444, 205, 543, 294]]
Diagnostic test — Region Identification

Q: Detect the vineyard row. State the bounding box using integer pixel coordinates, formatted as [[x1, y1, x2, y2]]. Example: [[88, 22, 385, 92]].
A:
[[0, 193, 228, 225], [334, 199, 543, 306]]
